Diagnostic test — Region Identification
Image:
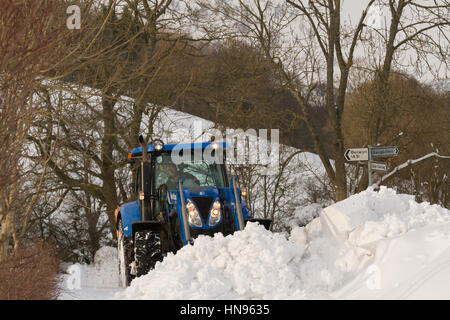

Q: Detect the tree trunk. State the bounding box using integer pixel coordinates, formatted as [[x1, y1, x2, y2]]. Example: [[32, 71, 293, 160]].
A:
[[101, 95, 119, 237], [0, 210, 13, 262]]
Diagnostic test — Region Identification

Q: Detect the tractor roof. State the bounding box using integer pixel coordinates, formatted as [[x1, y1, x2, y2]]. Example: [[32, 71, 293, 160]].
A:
[[130, 141, 228, 156]]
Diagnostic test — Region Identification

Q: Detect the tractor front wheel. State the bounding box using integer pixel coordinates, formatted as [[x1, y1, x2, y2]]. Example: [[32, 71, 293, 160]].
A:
[[118, 220, 133, 287], [134, 230, 163, 277]]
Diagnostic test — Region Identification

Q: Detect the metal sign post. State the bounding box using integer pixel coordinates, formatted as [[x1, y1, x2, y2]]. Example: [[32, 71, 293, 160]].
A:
[[368, 146, 373, 186]]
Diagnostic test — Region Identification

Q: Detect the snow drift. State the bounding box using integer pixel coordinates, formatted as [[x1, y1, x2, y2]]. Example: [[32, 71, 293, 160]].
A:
[[60, 187, 450, 299], [115, 187, 450, 300], [118, 223, 307, 299]]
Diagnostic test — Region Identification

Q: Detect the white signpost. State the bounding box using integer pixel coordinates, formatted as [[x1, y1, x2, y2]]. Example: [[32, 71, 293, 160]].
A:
[[345, 146, 399, 186], [344, 148, 369, 162]]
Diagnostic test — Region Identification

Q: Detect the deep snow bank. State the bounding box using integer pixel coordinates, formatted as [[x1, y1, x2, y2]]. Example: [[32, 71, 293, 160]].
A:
[[118, 187, 450, 300], [118, 223, 308, 299], [333, 221, 450, 299], [323, 187, 450, 299], [320, 186, 450, 245]]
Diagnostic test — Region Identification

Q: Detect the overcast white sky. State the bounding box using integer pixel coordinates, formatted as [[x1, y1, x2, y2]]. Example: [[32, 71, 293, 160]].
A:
[[108, 0, 448, 83]]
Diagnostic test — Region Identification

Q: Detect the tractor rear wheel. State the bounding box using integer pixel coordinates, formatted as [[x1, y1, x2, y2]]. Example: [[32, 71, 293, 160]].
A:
[[118, 220, 133, 287], [134, 230, 163, 277]]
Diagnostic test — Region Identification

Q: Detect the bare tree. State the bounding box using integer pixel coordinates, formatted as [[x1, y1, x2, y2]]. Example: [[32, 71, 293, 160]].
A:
[[0, 0, 68, 260], [36, 0, 204, 240], [193, 0, 449, 201]]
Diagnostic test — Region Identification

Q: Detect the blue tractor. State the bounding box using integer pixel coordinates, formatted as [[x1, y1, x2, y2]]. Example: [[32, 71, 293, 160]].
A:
[[116, 137, 272, 287]]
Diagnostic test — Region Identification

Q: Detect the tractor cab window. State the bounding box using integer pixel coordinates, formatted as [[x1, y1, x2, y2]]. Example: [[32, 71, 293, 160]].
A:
[[182, 161, 225, 188], [155, 160, 180, 190], [155, 153, 226, 190]]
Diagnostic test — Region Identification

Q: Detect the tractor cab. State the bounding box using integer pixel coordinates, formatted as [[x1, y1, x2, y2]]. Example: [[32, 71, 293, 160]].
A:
[[116, 137, 271, 286]]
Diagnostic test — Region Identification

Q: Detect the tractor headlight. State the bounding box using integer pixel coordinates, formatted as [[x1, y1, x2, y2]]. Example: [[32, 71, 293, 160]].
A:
[[208, 200, 222, 226], [211, 142, 220, 150], [155, 143, 163, 151], [186, 200, 202, 227]]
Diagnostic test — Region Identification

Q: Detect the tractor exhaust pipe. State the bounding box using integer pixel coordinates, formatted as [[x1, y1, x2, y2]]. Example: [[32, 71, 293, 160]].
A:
[[139, 135, 148, 162], [139, 135, 147, 221]]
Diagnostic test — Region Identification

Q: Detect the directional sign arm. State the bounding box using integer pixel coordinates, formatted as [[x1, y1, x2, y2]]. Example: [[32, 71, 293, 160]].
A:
[[344, 148, 369, 161], [370, 146, 399, 158]]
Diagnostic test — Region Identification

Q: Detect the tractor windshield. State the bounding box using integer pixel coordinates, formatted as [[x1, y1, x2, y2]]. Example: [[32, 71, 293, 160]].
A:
[[155, 153, 226, 190]]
